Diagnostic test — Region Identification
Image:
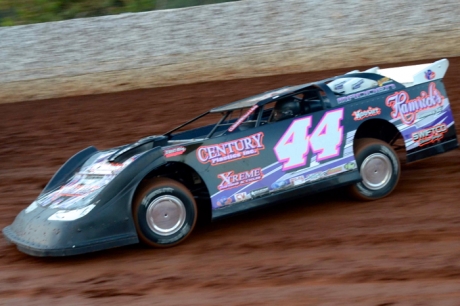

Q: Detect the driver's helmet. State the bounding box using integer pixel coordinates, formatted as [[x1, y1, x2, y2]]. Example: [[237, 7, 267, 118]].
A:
[[273, 97, 301, 121]]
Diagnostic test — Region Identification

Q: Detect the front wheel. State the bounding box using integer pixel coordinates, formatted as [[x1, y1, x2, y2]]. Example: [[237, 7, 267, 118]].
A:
[[133, 178, 197, 247], [349, 138, 401, 200]]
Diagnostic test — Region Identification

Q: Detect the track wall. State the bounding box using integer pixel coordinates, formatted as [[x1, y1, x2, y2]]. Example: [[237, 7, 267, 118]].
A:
[[1, 0, 460, 103]]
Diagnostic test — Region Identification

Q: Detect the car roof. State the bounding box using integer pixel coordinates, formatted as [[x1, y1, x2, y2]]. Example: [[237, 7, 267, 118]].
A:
[[209, 70, 406, 113], [210, 83, 312, 113]]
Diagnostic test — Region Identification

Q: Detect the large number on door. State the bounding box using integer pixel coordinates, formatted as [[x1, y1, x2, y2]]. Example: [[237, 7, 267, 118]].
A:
[[274, 109, 344, 171]]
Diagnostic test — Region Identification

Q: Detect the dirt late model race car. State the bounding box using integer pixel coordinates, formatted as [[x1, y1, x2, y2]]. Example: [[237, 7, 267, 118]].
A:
[[3, 59, 458, 256]]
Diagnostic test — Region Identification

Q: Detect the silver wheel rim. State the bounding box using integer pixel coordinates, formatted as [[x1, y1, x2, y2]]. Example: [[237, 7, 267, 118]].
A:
[[146, 195, 186, 236], [360, 153, 392, 190]]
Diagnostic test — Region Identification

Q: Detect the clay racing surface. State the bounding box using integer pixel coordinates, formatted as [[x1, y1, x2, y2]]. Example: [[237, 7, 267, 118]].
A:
[[1, 58, 459, 305]]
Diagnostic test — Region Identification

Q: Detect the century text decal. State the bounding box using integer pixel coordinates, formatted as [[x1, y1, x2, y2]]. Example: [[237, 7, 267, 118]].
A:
[[385, 82, 444, 125], [197, 132, 264, 165], [352, 106, 381, 121], [217, 168, 264, 191]]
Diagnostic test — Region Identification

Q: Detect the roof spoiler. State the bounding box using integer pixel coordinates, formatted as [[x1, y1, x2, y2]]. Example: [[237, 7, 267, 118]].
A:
[[379, 58, 449, 86]]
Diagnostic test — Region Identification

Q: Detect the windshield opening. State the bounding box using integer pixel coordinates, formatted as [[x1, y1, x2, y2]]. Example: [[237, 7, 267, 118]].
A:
[[166, 106, 261, 142]]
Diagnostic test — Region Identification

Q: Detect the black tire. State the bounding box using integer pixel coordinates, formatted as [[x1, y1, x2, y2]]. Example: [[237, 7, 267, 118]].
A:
[[349, 138, 401, 201], [133, 177, 197, 247]]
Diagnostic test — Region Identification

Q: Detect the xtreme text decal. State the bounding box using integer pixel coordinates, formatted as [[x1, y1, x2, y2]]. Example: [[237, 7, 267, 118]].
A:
[[411, 123, 448, 146], [197, 132, 264, 165], [217, 168, 263, 191], [385, 82, 444, 125]]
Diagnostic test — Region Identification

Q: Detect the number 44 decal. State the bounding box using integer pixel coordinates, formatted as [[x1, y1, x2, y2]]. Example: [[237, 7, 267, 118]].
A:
[[274, 108, 344, 171]]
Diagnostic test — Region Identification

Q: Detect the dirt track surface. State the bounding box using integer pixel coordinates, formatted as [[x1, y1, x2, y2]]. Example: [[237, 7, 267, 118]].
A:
[[1, 58, 460, 305]]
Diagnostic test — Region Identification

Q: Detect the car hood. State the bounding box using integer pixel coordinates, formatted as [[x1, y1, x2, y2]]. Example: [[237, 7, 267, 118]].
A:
[[29, 135, 169, 212], [33, 149, 142, 211]]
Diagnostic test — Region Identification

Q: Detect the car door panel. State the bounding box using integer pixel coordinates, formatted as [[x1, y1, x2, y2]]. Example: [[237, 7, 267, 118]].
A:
[[185, 106, 358, 213]]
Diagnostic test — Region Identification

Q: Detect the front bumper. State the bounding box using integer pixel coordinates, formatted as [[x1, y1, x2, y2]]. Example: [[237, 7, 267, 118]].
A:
[[3, 225, 138, 256], [2, 203, 139, 257]]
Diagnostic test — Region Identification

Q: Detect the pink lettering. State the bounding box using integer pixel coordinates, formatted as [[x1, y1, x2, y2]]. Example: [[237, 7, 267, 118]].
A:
[[217, 168, 264, 191], [385, 82, 444, 125], [197, 132, 265, 165]]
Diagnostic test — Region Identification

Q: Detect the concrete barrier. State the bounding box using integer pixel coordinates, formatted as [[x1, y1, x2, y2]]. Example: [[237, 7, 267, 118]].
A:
[[1, 0, 460, 103]]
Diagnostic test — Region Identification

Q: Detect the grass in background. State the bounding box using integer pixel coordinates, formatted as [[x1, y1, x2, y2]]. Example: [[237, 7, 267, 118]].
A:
[[0, 0, 239, 26]]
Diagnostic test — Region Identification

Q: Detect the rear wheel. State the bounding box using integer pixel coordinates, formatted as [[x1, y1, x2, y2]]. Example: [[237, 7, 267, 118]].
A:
[[349, 138, 401, 200], [133, 178, 197, 247]]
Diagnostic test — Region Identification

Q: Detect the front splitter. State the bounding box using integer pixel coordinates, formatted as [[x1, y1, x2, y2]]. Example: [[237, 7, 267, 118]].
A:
[[3, 226, 138, 257]]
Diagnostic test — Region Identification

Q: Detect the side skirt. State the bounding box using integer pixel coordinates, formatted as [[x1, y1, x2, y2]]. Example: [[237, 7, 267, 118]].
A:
[[212, 170, 361, 219], [406, 138, 459, 163]]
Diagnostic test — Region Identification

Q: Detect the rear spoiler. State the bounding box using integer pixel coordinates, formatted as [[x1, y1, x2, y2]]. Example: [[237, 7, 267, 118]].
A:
[[379, 58, 449, 87], [327, 59, 449, 95]]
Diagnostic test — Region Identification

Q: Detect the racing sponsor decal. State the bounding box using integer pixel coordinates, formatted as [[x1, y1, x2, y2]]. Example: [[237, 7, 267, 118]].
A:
[[414, 106, 443, 122], [250, 187, 269, 198], [333, 80, 347, 91], [290, 175, 305, 186], [274, 109, 344, 171], [305, 171, 325, 182], [216, 196, 233, 207], [197, 132, 264, 165], [36, 152, 137, 209], [337, 84, 396, 104], [343, 161, 357, 170], [57, 178, 103, 197], [211, 154, 357, 209], [48, 204, 96, 221], [235, 192, 250, 202], [352, 79, 364, 90], [270, 179, 291, 191], [228, 105, 258, 132], [216, 191, 252, 208], [217, 167, 264, 191], [385, 82, 444, 125], [84, 162, 125, 175], [269, 162, 353, 193], [411, 123, 448, 146], [164, 146, 186, 158], [377, 77, 391, 86], [425, 69, 436, 80], [325, 166, 342, 176], [352, 106, 381, 121]]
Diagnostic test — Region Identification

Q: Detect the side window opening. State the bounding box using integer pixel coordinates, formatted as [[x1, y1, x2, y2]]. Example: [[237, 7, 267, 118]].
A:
[[303, 90, 325, 114], [268, 90, 327, 123], [261, 101, 277, 124], [270, 94, 304, 122]]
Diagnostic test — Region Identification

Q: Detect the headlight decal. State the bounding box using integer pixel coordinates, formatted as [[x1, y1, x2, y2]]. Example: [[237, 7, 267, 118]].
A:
[[48, 204, 96, 221]]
